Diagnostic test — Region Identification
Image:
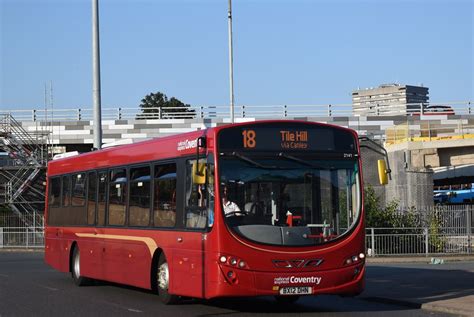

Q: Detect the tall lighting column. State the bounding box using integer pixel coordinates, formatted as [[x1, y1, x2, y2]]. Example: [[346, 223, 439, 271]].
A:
[[92, 0, 103, 149], [228, 0, 235, 123]]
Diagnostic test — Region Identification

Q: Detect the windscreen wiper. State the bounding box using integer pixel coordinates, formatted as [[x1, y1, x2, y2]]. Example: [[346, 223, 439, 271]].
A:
[[221, 152, 282, 169], [277, 152, 316, 167]]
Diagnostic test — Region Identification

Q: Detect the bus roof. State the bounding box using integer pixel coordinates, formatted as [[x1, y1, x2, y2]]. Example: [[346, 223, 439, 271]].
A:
[[47, 120, 358, 176]]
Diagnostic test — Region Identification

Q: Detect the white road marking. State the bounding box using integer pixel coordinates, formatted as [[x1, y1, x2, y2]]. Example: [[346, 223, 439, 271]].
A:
[[38, 285, 59, 291]]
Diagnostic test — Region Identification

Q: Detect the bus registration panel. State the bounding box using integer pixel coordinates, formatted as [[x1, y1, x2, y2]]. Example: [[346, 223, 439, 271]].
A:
[[279, 286, 312, 295]]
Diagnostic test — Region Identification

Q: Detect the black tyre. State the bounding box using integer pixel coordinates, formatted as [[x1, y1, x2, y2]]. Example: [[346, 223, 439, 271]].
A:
[[275, 295, 300, 304], [71, 246, 91, 286], [156, 253, 179, 305]]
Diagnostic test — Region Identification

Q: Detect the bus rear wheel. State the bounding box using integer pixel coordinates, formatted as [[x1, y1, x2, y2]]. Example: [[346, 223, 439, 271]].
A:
[[156, 253, 179, 305], [71, 246, 91, 286]]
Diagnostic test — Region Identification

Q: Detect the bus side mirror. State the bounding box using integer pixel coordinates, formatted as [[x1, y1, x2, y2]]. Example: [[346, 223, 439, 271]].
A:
[[377, 160, 389, 185], [192, 162, 206, 185]]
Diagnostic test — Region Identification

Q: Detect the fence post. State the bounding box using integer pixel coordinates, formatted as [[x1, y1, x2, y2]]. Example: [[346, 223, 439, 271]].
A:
[[242, 105, 246, 118], [0, 227, 3, 248], [327, 104, 332, 117], [200, 106, 204, 119], [284, 105, 287, 117], [467, 205, 472, 254], [371, 228, 375, 257], [424, 227, 429, 256], [33, 211, 36, 246]]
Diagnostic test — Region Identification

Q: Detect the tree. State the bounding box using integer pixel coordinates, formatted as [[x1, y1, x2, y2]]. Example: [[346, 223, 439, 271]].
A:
[[137, 92, 196, 119]]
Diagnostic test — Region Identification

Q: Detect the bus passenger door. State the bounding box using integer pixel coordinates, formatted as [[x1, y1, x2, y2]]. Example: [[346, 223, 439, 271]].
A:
[[169, 159, 209, 298], [171, 231, 205, 298]]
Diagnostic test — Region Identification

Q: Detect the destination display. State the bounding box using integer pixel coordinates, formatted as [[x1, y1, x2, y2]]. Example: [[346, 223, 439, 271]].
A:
[[218, 123, 357, 153]]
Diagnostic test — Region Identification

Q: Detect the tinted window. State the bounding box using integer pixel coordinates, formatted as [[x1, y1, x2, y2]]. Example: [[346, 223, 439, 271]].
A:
[[185, 159, 208, 229], [108, 168, 127, 226], [87, 172, 97, 225], [71, 173, 86, 206], [62, 175, 71, 207], [97, 171, 107, 226], [49, 177, 61, 208], [153, 163, 176, 227], [129, 166, 150, 227]]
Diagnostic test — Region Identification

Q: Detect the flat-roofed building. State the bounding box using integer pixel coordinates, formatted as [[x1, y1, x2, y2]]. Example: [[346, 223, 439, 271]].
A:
[[352, 84, 429, 116]]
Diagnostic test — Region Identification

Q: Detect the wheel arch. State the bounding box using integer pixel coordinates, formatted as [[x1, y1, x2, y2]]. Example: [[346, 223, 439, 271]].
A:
[[150, 247, 164, 291], [69, 241, 78, 273]]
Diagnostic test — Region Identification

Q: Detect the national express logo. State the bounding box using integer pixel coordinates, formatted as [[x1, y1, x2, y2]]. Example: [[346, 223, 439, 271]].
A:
[[177, 139, 198, 151], [273, 276, 322, 285]]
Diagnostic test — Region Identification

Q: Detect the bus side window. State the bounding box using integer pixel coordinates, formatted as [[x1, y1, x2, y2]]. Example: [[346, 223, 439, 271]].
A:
[[185, 159, 207, 229], [62, 175, 71, 207], [130, 166, 151, 227], [72, 173, 86, 207], [49, 177, 61, 208], [87, 171, 97, 225], [97, 171, 107, 226], [108, 168, 127, 226], [153, 163, 177, 228], [48, 177, 61, 225]]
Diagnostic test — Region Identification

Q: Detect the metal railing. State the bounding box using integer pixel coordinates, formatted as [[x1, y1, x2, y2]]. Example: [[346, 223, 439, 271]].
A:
[[0, 206, 472, 254], [2, 101, 472, 121], [366, 205, 473, 256], [365, 227, 472, 256], [0, 213, 44, 248]]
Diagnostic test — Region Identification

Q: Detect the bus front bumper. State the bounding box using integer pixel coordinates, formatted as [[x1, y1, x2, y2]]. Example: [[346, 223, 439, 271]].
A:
[[206, 261, 365, 299]]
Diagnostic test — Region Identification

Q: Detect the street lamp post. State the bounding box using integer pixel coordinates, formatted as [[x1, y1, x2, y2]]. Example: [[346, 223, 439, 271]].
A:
[[92, 0, 103, 149], [228, 0, 235, 124]]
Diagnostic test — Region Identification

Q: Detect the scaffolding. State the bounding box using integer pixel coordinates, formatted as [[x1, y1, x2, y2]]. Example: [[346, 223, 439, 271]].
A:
[[0, 114, 48, 218]]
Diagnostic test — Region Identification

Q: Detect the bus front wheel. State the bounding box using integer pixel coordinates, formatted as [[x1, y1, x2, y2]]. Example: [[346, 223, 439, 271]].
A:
[[156, 253, 179, 305], [71, 246, 91, 286]]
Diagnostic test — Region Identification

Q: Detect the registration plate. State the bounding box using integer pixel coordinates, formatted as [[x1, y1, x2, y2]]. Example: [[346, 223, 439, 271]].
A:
[[279, 286, 312, 295]]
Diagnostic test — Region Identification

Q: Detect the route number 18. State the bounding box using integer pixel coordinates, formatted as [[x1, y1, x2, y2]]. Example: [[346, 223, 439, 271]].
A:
[[242, 130, 256, 148]]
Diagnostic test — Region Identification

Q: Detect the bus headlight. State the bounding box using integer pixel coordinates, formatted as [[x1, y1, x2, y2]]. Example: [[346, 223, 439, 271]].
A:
[[218, 254, 249, 269]]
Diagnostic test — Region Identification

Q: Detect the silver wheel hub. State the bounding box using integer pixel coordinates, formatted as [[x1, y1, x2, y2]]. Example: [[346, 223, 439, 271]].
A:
[[74, 251, 80, 278], [158, 262, 169, 290]]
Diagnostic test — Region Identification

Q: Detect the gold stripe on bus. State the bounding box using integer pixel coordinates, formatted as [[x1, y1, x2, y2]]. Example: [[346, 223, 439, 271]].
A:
[[75, 233, 157, 257]]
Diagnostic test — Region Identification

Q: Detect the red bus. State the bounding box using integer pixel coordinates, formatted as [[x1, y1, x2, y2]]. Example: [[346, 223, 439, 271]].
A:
[[45, 120, 374, 304]]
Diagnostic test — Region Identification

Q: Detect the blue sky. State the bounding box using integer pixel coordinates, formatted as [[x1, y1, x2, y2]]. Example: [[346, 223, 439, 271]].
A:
[[1, 0, 472, 110]]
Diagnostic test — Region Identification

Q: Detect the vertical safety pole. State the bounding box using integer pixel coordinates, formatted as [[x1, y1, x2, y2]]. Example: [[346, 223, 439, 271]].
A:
[[467, 205, 472, 254], [371, 228, 375, 257], [424, 227, 429, 256]]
